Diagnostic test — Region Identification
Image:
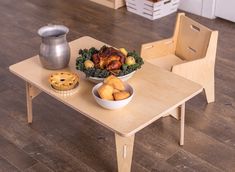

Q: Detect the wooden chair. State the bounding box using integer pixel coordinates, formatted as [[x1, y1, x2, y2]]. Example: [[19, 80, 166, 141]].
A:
[[141, 13, 218, 103]]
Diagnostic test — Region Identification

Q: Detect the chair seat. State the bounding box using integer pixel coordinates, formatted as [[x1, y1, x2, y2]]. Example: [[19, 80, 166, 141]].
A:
[[146, 54, 185, 71]]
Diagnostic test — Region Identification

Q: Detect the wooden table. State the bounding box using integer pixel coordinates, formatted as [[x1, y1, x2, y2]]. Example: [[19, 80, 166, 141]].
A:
[[9, 36, 203, 172]]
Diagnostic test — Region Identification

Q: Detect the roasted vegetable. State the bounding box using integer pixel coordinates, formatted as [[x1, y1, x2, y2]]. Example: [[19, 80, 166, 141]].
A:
[[125, 56, 136, 66], [84, 60, 94, 69]]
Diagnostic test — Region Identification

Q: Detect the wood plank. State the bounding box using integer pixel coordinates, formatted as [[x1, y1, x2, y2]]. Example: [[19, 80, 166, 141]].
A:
[[133, 144, 178, 172], [0, 106, 96, 172], [186, 98, 235, 150], [149, 116, 235, 171], [0, 136, 37, 171], [89, 0, 125, 9], [0, 156, 20, 172], [115, 134, 135, 172], [23, 141, 95, 172], [167, 150, 222, 172], [24, 163, 53, 172]]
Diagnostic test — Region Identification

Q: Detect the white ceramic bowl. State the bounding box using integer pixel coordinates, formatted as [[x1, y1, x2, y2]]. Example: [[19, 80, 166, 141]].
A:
[[92, 83, 134, 110], [88, 71, 136, 84]]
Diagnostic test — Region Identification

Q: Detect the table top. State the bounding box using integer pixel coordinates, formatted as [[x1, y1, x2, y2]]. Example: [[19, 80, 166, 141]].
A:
[[9, 36, 203, 137]]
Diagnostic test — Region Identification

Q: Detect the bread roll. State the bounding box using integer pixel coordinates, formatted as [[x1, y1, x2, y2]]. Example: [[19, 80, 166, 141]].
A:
[[98, 84, 114, 101], [113, 88, 120, 93], [104, 75, 125, 91], [113, 91, 130, 100]]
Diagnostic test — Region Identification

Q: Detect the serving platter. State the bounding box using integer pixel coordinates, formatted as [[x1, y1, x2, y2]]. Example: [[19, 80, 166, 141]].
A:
[[76, 46, 144, 84], [88, 71, 136, 84]]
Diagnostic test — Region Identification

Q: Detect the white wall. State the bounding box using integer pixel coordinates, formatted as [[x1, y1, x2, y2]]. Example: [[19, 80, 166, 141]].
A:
[[179, 0, 216, 19], [215, 0, 235, 22]]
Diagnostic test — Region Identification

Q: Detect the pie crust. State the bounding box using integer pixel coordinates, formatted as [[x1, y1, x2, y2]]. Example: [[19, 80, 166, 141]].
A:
[[49, 72, 79, 91]]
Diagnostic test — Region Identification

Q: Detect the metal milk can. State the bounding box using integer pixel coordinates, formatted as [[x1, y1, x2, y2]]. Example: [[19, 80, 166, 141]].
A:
[[38, 25, 70, 70]]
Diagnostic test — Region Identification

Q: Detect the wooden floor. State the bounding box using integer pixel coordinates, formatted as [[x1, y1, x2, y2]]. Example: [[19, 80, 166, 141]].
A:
[[0, 0, 235, 171]]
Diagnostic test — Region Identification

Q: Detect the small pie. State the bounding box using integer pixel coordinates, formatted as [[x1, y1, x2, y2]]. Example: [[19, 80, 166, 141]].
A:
[[49, 72, 79, 91]]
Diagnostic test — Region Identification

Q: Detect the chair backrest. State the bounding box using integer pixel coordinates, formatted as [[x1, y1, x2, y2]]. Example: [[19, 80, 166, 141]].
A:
[[174, 14, 213, 61]]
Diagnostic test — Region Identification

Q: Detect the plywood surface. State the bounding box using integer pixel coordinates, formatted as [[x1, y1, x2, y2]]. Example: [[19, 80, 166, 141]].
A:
[[9, 36, 202, 137], [90, 0, 125, 9]]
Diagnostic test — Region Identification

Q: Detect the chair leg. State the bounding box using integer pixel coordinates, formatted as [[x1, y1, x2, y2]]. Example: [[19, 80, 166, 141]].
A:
[[204, 81, 215, 103]]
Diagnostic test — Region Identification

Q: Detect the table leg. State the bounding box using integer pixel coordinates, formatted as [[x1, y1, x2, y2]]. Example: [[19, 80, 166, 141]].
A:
[[26, 82, 41, 124], [168, 107, 180, 120], [180, 103, 185, 146], [115, 134, 135, 172]]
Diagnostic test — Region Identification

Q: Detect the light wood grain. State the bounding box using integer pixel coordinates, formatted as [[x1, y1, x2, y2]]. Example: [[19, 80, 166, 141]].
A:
[[89, 0, 125, 9], [26, 82, 33, 123], [175, 14, 212, 61], [115, 134, 135, 172], [180, 103, 185, 146], [146, 54, 184, 71], [163, 107, 181, 120], [141, 13, 218, 103], [10, 36, 202, 137], [141, 38, 175, 59], [26, 82, 41, 123]]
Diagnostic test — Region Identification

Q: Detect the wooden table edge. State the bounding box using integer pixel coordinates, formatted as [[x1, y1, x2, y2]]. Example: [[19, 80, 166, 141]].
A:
[[10, 61, 203, 137], [123, 87, 203, 137]]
